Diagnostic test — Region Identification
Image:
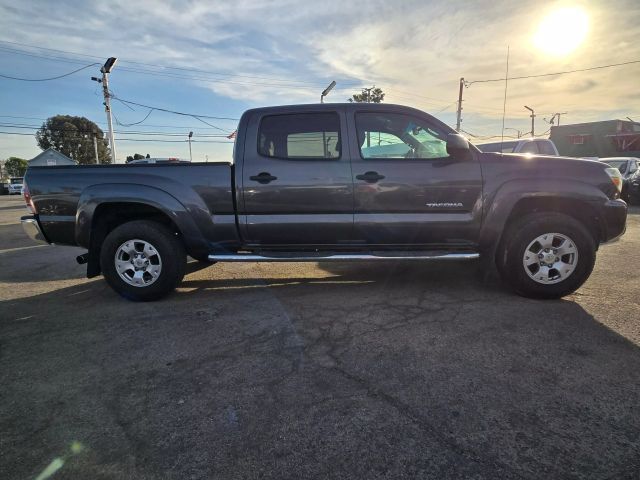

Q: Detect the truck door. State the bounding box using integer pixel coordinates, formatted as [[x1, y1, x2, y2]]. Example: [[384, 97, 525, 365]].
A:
[[240, 109, 354, 246], [348, 109, 483, 247]]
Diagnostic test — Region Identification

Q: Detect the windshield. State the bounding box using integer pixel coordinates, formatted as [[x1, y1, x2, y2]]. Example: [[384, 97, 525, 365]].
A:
[[477, 141, 518, 153], [10, 178, 23, 184], [604, 160, 628, 173]]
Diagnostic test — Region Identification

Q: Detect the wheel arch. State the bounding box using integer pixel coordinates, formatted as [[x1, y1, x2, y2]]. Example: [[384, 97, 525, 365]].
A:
[[77, 184, 210, 277], [488, 195, 601, 271]]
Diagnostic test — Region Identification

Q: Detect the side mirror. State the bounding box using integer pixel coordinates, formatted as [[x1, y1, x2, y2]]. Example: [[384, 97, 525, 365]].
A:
[[446, 133, 470, 157]]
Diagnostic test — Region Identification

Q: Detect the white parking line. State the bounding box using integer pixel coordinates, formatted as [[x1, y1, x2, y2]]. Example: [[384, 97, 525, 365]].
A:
[[0, 244, 48, 254]]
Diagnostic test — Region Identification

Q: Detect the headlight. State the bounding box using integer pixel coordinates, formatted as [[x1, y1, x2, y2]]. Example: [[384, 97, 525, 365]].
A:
[[605, 167, 623, 193]]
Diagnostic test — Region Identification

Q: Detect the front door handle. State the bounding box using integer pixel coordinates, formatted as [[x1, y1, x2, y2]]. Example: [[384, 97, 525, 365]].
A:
[[250, 172, 278, 184], [356, 171, 385, 183]]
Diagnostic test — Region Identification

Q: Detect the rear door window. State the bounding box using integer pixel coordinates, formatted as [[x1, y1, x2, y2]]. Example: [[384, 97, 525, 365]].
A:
[[258, 113, 341, 159]]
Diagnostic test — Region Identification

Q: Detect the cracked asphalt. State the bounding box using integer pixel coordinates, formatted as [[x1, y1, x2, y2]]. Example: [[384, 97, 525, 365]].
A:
[[1, 195, 639, 479]]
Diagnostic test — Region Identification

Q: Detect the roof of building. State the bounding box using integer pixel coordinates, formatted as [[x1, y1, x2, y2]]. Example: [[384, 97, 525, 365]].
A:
[[29, 148, 76, 165]]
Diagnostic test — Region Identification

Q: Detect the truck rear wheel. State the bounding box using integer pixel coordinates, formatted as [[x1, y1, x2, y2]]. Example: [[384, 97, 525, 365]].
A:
[[100, 220, 186, 301], [498, 212, 596, 299]]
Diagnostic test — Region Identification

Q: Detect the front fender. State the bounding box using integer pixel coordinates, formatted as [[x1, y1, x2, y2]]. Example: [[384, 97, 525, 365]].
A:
[[76, 183, 212, 259], [479, 179, 609, 253]]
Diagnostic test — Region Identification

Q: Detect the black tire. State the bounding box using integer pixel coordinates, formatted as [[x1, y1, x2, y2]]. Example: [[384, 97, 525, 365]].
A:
[[100, 220, 186, 301], [497, 212, 596, 299]]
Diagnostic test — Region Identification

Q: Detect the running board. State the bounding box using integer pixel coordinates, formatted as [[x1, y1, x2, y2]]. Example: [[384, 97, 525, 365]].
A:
[[208, 252, 480, 262]]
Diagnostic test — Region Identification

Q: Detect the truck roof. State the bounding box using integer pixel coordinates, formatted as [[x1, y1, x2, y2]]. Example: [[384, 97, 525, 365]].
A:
[[241, 102, 455, 132]]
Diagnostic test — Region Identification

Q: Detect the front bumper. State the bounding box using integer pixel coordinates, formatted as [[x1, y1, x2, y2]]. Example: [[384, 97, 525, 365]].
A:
[[599, 199, 627, 243], [21, 215, 50, 245]]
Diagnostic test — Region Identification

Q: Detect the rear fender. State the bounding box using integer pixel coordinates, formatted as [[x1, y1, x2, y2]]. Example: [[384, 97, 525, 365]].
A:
[[76, 183, 212, 259]]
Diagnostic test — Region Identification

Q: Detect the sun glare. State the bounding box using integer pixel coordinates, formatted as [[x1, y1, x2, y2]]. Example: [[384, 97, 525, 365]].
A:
[[533, 6, 589, 56]]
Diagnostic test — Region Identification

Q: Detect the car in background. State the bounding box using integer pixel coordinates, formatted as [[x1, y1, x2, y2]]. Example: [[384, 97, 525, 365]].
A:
[[600, 157, 640, 204], [126, 157, 190, 165], [1, 177, 24, 195], [477, 138, 559, 156]]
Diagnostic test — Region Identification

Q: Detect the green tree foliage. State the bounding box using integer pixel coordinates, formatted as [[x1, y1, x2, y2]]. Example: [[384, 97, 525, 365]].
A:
[[348, 86, 385, 103], [4, 157, 28, 177], [36, 115, 111, 164], [125, 153, 149, 163]]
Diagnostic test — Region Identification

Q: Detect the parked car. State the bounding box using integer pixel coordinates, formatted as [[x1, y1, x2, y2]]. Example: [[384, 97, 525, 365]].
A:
[[3, 177, 24, 195], [22, 103, 626, 301], [127, 157, 190, 164], [600, 157, 640, 204], [477, 138, 559, 156]]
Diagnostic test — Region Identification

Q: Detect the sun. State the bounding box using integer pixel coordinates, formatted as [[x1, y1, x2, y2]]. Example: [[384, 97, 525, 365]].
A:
[[533, 6, 589, 56]]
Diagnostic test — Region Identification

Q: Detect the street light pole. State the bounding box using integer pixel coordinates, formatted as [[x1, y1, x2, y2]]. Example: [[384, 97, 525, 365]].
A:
[[524, 105, 535, 137], [504, 127, 522, 138], [98, 57, 118, 163], [188, 131, 193, 162], [92, 131, 100, 164], [321, 80, 336, 103]]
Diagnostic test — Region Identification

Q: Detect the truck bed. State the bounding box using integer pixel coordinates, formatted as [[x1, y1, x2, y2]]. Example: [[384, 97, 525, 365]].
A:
[[25, 162, 237, 252]]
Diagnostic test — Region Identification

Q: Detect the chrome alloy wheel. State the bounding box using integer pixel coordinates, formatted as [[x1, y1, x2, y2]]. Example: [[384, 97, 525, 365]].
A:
[[522, 233, 579, 285], [114, 239, 162, 287]]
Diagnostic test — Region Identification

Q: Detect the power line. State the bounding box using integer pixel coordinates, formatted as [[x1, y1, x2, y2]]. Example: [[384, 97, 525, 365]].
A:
[[0, 62, 99, 81], [466, 59, 640, 85], [111, 96, 238, 121], [0, 39, 357, 87], [0, 41, 360, 91], [109, 96, 236, 132], [0, 114, 236, 129], [0, 123, 229, 136], [0, 131, 233, 143], [112, 108, 154, 127]]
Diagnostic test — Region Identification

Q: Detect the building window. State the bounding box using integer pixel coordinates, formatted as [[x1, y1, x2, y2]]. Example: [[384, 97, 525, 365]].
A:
[[568, 134, 591, 145]]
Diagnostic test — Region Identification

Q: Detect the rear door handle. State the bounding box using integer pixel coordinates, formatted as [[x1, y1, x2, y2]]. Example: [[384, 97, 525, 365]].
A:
[[356, 171, 385, 183], [250, 172, 278, 184]]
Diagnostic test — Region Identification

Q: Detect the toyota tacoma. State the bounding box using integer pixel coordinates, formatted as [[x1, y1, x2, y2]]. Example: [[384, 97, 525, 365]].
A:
[[21, 103, 627, 301]]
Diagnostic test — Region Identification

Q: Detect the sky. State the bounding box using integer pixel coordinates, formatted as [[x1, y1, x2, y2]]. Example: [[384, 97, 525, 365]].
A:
[[1, 0, 639, 163]]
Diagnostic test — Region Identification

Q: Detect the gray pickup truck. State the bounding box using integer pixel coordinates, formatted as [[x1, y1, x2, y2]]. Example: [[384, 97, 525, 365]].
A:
[[22, 103, 627, 301]]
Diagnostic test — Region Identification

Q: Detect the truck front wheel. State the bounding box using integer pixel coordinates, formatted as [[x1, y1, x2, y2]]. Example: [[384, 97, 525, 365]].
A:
[[100, 220, 186, 301], [498, 212, 596, 299]]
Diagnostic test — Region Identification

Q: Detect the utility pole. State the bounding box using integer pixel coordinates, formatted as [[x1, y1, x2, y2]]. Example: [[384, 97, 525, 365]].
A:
[[188, 131, 193, 162], [456, 77, 464, 132], [92, 131, 100, 164], [92, 57, 118, 163], [524, 105, 535, 137], [554, 112, 567, 126]]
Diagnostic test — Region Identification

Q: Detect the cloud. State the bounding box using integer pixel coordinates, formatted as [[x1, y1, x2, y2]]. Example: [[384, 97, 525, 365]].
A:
[[1, 0, 639, 138]]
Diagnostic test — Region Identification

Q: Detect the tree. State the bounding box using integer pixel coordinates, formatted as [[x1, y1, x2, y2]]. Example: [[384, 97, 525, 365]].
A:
[[348, 86, 385, 103], [4, 157, 28, 177], [125, 153, 149, 163], [36, 115, 111, 164]]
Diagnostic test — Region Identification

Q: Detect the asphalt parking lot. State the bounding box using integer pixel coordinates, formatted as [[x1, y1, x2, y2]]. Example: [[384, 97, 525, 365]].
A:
[[1, 195, 639, 480]]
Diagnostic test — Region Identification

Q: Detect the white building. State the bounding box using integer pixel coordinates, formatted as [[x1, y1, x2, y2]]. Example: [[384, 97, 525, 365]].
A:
[[29, 148, 77, 167]]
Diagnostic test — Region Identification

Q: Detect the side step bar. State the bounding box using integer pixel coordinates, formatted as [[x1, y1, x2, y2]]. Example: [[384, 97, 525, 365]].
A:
[[208, 252, 480, 262]]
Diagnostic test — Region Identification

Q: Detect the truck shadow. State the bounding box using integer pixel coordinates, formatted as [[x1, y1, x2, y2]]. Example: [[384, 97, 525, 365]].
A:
[[1, 261, 639, 479]]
